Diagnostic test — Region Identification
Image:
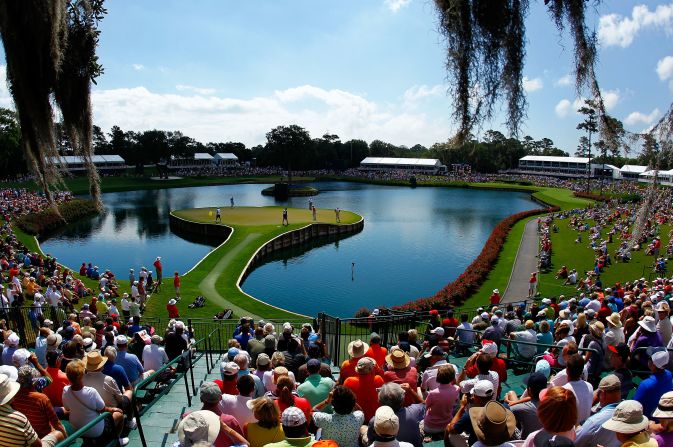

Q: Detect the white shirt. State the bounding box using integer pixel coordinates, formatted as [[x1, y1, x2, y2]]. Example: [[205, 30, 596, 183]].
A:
[[62, 386, 106, 438], [512, 329, 537, 358], [563, 380, 594, 423], [219, 394, 256, 426], [142, 344, 169, 372], [121, 298, 130, 311]]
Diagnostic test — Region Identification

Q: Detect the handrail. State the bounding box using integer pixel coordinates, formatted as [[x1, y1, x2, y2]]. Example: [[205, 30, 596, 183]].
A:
[[54, 412, 114, 447]]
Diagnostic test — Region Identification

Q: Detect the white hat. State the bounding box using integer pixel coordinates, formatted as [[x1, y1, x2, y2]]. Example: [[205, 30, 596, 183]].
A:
[[115, 335, 128, 345], [221, 362, 240, 376], [602, 400, 649, 434], [6, 333, 19, 347], [493, 289, 499, 294], [561, 319, 574, 336], [652, 350, 670, 369], [490, 315, 499, 323], [168, 299, 177, 305], [653, 391, 673, 419], [0, 373, 20, 406], [537, 310, 547, 317], [374, 406, 399, 436], [430, 327, 445, 336], [471, 380, 495, 398], [480, 312, 489, 320], [481, 342, 498, 356], [12, 349, 30, 367], [282, 322, 293, 332], [542, 298, 551, 305], [638, 316, 657, 333], [281, 406, 307, 427], [83, 338, 96, 351], [177, 410, 220, 447]]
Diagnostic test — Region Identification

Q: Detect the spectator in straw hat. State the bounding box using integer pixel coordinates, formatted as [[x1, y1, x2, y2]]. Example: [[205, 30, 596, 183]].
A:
[[605, 313, 625, 348], [651, 391, 673, 446], [339, 339, 368, 384], [343, 357, 383, 421], [634, 348, 673, 418], [383, 348, 418, 406], [447, 380, 494, 446], [602, 400, 657, 447], [469, 400, 516, 447]]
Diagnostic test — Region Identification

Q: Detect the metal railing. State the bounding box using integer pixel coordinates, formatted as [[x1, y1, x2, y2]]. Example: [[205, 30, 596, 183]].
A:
[[54, 412, 116, 447]]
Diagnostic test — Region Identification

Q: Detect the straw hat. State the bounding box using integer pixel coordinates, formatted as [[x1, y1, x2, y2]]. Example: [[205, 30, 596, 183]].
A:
[[653, 391, 673, 419], [590, 321, 605, 338], [606, 313, 622, 328], [177, 410, 220, 447], [638, 316, 657, 333], [83, 351, 108, 372], [0, 373, 20, 406], [385, 349, 410, 370], [347, 340, 369, 358], [469, 401, 516, 446], [602, 400, 649, 434]]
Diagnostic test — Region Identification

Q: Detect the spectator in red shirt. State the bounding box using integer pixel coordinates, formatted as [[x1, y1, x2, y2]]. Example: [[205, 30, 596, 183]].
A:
[[43, 350, 70, 411], [463, 342, 507, 397], [153, 257, 163, 286], [166, 299, 180, 318], [344, 357, 384, 421], [383, 349, 418, 407], [173, 271, 181, 298], [273, 375, 312, 423], [442, 310, 459, 338], [490, 289, 501, 306], [365, 333, 387, 367], [339, 339, 368, 384], [217, 362, 240, 395]]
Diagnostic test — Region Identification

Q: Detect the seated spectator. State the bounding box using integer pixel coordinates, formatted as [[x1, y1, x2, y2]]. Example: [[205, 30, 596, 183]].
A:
[[0, 372, 51, 447], [574, 374, 622, 447], [369, 406, 414, 447], [630, 316, 663, 367], [263, 353, 296, 393], [142, 334, 169, 372], [468, 401, 517, 447], [561, 353, 594, 424], [607, 343, 633, 400], [220, 374, 256, 427], [62, 360, 128, 446], [219, 362, 240, 395], [12, 366, 66, 446], [296, 359, 334, 408], [296, 344, 332, 384], [344, 357, 384, 422], [523, 386, 577, 446], [651, 391, 673, 447], [505, 372, 547, 438], [165, 321, 188, 361], [365, 332, 388, 367], [420, 346, 452, 396], [102, 346, 132, 393], [383, 349, 418, 406], [234, 353, 265, 398], [508, 320, 537, 360], [272, 375, 312, 423], [458, 353, 499, 401], [634, 348, 673, 418], [313, 386, 363, 447], [601, 400, 657, 447], [115, 335, 152, 386], [244, 397, 284, 447], [82, 351, 135, 429], [446, 380, 494, 446], [186, 381, 247, 447], [339, 339, 368, 384], [266, 407, 314, 447], [455, 313, 475, 355], [282, 338, 306, 376], [422, 364, 458, 438], [365, 382, 424, 447], [43, 350, 69, 411]]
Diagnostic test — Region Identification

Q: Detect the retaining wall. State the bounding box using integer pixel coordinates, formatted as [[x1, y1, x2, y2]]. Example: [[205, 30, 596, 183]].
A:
[[169, 213, 232, 241]]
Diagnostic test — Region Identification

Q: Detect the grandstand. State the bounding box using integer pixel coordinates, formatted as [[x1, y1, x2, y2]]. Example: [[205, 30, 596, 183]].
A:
[[49, 155, 127, 173], [359, 157, 447, 175]]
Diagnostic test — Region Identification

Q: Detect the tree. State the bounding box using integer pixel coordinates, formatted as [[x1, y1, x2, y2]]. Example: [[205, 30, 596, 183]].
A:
[[577, 100, 598, 191], [264, 124, 312, 185], [92, 125, 110, 153], [369, 140, 396, 157], [0, 108, 25, 179], [341, 139, 369, 167]]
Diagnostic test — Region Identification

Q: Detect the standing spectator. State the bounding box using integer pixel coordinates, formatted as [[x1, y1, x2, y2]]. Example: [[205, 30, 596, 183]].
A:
[[153, 257, 163, 287], [634, 349, 673, 418], [343, 357, 384, 422], [490, 289, 501, 306], [574, 375, 622, 447], [173, 272, 181, 298], [313, 386, 364, 447], [601, 400, 657, 447], [365, 333, 387, 367]]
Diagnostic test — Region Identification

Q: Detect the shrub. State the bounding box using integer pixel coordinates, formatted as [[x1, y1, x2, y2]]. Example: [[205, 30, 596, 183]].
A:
[[392, 205, 559, 311], [16, 199, 100, 236], [573, 191, 641, 203], [354, 307, 371, 319]]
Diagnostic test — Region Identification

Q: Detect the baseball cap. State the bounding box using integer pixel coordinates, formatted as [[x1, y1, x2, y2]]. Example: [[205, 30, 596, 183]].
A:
[[608, 343, 630, 362], [307, 358, 321, 369], [227, 347, 240, 360], [481, 342, 498, 356], [424, 346, 445, 358], [221, 362, 240, 376], [523, 372, 548, 392], [115, 335, 128, 345], [430, 327, 444, 337], [471, 380, 494, 398], [374, 406, 399, 436], [256, 353, 271, 367], [651, 350, 670, 369], [199, 381, 222, 404], [281, 406, 306, 427], [598, 374, 621, 392]]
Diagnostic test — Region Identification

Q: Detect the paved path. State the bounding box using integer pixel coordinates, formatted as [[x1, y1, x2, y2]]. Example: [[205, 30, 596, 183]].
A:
[[502, 218, 539, 303]]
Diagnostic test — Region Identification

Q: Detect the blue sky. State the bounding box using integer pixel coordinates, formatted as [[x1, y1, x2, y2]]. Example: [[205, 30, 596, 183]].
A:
[[1, 0, 672, 154]]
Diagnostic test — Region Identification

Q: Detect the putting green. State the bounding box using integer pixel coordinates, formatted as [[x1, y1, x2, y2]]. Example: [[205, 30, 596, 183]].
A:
[[173, 206, 360, 226]]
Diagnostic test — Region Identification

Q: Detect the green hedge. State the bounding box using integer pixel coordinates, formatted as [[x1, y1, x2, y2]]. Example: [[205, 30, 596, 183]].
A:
[[16, 199, 100, 236]]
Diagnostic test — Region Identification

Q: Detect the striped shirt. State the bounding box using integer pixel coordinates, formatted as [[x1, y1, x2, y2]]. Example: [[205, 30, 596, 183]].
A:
[[12, 388, 61, 438], [0, 403, 38, 447]]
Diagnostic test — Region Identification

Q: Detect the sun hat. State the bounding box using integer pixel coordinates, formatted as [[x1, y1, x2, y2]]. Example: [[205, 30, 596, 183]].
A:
[[256, 353, 271, 367], [0, 373, 20, 406], [493, 289, 499, 294], [424, 346, 445, 359], [649, 349, 670, 369], [471, 380, 494, 398], [385, 349, 411, 370], [374, 406, 399, 436], [656, 301, 669, 312], [355, 357, 375, 374], [281, 406, 307, 427], [177, 410, 221, 447], [469, 401, 516, 446], [347, 340, 369, 358], [590, 321, 605, 337], [602, 400, 649, 434], [598, 374, 621, 392], [430, 327, 445, 337], [82, 338, 96, 352], [653, 391, 673, 419], [6, 333, 19, 347], [606, 313, 622, 328], [46, 333, 62, 349], [12, 349, 30, 367], [221, 362, 240, 376], [560, 320, 574, 336], [115, 335, 128, 345], [83, 350, 108, 372], [168, 299, 177, 305], [638, 316, 657, 333], [199, 381, 222, 404]]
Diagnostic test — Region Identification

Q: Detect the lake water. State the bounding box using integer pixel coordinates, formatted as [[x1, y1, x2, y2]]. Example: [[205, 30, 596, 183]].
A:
[[40, 182, 538, 316]]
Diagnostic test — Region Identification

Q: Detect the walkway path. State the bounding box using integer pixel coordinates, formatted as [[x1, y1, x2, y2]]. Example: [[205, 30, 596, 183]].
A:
[[502, 218, 539, 303]]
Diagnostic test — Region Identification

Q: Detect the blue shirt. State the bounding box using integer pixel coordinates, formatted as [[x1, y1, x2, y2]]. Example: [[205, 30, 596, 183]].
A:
[[116, 351, 144, 384], [634, 370, 673, 418], [102, 362, 131, 391], [574, 403, 620, 447]]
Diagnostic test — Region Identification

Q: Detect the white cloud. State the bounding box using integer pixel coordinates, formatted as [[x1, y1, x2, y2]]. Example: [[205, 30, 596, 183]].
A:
[[598, 3, 673, 47], [555, 99, 571, 118], [132, 64, 145, 71], [657, 56, 673, 81], [384, 0, 411, 12], [89, 84, 449, 147], [555, 74, 572, 87], [601, 89, 620, 111], [403, 84, 444, 104], [522, 76, 543, 93], [625, 108, 661, 126], [175, 84, 217, 95]]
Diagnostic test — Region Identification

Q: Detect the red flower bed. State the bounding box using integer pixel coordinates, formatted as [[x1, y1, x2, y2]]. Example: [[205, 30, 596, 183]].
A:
[[392, 206, 560, 312], [16, 199, 99, 236]]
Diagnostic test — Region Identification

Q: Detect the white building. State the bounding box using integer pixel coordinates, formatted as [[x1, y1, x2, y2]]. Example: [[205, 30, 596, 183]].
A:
[[619, 165, 648, 181], [214, 153, 239, 167], [516, 155, 591, 177], [49, 155, 127, 172], [169, 152, 214, 168], [359, 157, 447, 174], [639, 169, 673, 186]]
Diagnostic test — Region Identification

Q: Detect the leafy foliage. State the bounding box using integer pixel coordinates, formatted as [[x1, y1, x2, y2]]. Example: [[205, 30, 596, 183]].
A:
[[16, 199, 100, 236]]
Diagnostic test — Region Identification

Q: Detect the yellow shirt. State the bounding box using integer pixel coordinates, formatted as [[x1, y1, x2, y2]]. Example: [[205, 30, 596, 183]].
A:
[[621, 432, 658, 447], [245, 423, 284, 447]]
